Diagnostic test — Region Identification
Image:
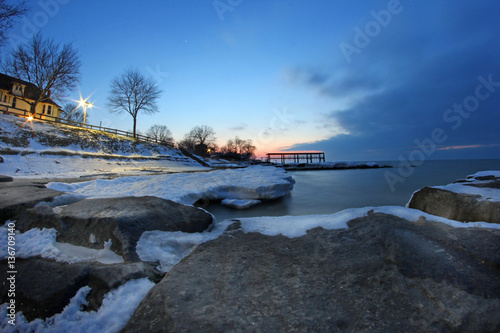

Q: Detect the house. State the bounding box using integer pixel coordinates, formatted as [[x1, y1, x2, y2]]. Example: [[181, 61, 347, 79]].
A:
[[0, 73, 62, 119]]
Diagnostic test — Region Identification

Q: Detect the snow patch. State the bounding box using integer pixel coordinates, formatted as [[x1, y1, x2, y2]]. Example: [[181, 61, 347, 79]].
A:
[[433, 183, 500, 201], [430, 170, 500, 202], [0, 224, 123, 264], [0, 278, 154, 333], [136, 228, 226, 273], [236, 206, 500, 238]]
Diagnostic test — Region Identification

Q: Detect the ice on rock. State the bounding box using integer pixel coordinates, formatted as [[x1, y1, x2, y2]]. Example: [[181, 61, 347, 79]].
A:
[[47, 165, 294, 206], [221, 198, 262, 209]]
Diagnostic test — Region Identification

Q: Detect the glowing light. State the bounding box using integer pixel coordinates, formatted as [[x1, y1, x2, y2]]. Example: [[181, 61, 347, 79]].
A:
[[19, 114, 35, 131], [74, 94, 95, 125]]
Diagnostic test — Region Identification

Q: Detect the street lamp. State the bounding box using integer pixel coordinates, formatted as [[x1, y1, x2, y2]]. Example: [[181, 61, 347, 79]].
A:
[[78, 98, 93, 125]]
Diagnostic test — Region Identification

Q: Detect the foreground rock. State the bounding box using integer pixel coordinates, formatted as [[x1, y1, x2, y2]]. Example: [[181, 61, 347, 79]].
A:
[[408, 172, 500, 223], [0, 178, 63, 222], [123, 213, 500, 332], [0, 258, 162, 321], [16, 196, 214, 261]]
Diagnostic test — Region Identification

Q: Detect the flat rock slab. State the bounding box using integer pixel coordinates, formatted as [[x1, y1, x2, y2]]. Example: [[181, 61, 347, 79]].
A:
[[0, 258, 163, 321], [16, 196, 214, 261], [0, 178, 64, 222], [123, 213, 500, 332]]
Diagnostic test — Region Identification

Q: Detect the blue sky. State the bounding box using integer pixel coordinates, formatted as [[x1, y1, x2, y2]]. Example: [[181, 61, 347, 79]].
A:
[[4, 0, 500, 160]]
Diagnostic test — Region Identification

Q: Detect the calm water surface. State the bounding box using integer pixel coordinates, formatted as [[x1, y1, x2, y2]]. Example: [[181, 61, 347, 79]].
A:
[[206, 159, 500, 222]]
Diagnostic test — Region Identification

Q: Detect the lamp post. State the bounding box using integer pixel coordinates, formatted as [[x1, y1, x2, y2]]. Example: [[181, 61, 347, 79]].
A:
[[78, 98, 93, 125]]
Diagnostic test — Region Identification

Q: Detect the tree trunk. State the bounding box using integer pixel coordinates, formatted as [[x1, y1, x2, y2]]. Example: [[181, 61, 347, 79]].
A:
[[133, 117, 137, 138], [30, 103, 36, 116]]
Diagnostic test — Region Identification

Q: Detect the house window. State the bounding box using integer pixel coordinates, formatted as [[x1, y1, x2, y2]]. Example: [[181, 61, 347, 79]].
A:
[[47, 105, 52, 115], [42, 105, 46, 114], [12, 98, 16, 108]]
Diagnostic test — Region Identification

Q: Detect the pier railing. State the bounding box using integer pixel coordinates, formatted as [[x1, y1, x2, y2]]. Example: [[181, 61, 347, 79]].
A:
[[266, 152, 326, 164]]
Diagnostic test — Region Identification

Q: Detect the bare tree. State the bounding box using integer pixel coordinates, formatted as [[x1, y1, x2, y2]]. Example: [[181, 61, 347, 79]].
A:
[[0, 0, 28, 47], [2, 32, 81, 114], [178, 136, 197, 151], [220, 136, 256, 159], [62, 102, 85, 123], [146, 124, 174, 147], [107, 69, 162, 138], [188, 125, 216, 147]]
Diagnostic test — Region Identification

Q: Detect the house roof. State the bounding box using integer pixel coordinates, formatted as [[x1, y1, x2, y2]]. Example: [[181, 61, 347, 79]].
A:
[[0, 73, 60, 107]]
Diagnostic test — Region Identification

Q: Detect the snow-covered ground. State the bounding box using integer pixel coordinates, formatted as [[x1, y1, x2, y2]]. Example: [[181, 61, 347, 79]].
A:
[[0, 114, 207, 177]]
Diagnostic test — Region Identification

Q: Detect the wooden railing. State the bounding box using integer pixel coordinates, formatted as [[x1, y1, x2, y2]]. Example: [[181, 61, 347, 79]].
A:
[[0, 105, 171, 146]]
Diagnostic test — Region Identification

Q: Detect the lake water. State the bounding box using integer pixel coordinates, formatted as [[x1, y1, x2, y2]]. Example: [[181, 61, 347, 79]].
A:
[[206, 159, 500, 222]]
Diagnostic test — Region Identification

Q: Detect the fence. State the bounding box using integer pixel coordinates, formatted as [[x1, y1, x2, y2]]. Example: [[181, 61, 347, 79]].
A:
[[0, 105, 170, 146]]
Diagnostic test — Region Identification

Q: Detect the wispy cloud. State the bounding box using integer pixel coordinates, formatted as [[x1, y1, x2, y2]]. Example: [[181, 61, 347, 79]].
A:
[[228, 123, 248, 131], [437, 144, 500, 151]]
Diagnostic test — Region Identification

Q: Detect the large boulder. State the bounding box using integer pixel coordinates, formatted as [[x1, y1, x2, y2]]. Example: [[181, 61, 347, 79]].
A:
[[123, 213, 500, 332], [0, 258, 162, 322], [16, 196, 214, 261], [408, 187, 500, 223], [408, 172, 500, 223]]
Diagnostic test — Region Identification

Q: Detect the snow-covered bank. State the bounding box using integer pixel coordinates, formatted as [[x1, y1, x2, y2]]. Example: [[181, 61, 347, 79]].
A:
[[0, 114, 207, 178], [47, 165, 295, 205]]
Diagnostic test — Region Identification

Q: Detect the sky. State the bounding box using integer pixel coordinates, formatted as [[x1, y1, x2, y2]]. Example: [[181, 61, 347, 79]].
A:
[[3, 0, 500, 161]]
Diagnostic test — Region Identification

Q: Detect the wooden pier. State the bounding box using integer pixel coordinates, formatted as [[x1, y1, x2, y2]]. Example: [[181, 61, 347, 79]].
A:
[[266, 152, 326, 164]]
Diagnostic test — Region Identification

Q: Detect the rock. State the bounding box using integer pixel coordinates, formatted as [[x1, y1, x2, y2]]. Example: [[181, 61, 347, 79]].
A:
[[0, 179, 63, 222], [408, 186, 500, 224], [16, 196, 214, 261], [0, 258, 163, 321], [123, 213, 500, 332], [0, 175, 12, 182], [221, 198, 261, 209]]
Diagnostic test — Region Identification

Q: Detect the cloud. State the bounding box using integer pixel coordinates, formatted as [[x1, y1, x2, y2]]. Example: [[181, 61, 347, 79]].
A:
[[287, 0, 500, 160], [228, 123, 248, 131]]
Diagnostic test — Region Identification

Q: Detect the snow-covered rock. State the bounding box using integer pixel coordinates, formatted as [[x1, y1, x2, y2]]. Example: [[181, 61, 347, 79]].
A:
[[47, 165, 294, 206], [15, 196, 214, 261], [122, 210, 500, 332], [408, 171, 500, 223]]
